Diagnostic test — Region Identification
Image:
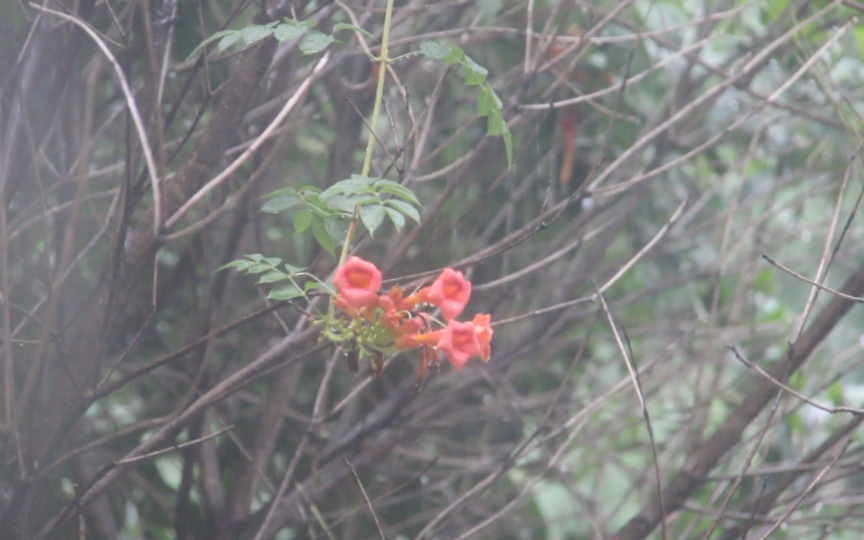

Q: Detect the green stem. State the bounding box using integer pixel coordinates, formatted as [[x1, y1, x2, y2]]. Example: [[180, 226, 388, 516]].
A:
[[328, 0, 395, 319], [360, 0, 393, 178]]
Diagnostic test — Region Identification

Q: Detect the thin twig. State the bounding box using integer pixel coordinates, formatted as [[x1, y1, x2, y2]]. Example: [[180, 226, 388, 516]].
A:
[[30, 3, 162, 234], [114, 425, 233, 465], [701, 394, 782, 540], [793, 143, 859, 341], [344, 457, 386, 540], [594, 284, 667, 540], [726, 345, 864, 416], [164, 52, 331, 229], [752, 438, 851, 540], [761, 253, 864, 303]]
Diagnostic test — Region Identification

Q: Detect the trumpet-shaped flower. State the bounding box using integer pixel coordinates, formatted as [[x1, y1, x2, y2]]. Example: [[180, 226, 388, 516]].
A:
[[436, 320, 482, 370], [327, 256, 491, 377], [425, 268, 471, 320], [472, 313, 493, 362], [333, 256, 382, 309]]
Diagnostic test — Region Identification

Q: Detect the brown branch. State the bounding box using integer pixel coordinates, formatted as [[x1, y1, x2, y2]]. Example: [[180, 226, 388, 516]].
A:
[[717, 413, 864, 540], [344, 457, 387, 540], [610, 261, 864, 540], [4, 36, 279, 537]]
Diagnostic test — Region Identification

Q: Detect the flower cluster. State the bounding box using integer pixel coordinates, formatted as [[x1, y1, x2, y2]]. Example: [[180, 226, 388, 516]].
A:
[[330, 256, 492, 376]]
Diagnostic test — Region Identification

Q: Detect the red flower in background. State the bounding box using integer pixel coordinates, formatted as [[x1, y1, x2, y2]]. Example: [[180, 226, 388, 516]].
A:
[[333, 256, 382, 309], [425, 268, 471, 320]]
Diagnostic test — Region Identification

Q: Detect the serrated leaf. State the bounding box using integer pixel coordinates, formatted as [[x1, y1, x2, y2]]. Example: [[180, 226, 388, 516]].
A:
[[419, 39, 449, 60], [263, 188, 288, 198], [324, 194, 356, 214], [311, 218, 336, 255], [477, 84, 494, 117], [304, 280, 327, 291], [274, 22, 309, 42], [462, 55, 488, 85], [264, 257, 281, 266], [347, 173, 379, 186], [247, 254, 265, 262], [241, 25, 275, 46], [217, 259, 254, 272], [420, 40, 463, 64], [246, 264, 272, 274], [478, 0, 502, 21], [443, 44, 464, 64], [268, 284, 303, 300], [284, 17, 316, 29], [359, 204, 386, 236], [487, 109, 504, 136], [373, 180, 420, 205], [261, 193, 301, 213], [284, 263, 306, 274], [300, 31, 334, 54], [324, 216, 350, 241], [487, 84, 503, 109], [187, 29, 237, 60], [333, 23, 375, 39], [384, 207, 405, 232], [306, 197, 333, 217], [217, 31, 244, 52], [385, 199, 420, 223], [325, 194, 378, 214], [321, 175, 376, 199], [258, 270, 288, 284], [294, 209, 313, 233]]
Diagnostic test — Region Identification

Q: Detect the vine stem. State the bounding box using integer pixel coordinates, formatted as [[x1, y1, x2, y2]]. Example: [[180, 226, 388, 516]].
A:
[[328, 0, 395, 319]]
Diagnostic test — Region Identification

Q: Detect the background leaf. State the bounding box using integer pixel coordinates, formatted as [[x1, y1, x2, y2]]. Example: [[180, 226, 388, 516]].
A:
[[420, 39, 463, 64], [187, 29, 236, 59], [217, 31, 244, 52], [274, 22, 309, 42], [240, 25, 275, 46], [300, 31, 334, 54], [333, 23, 375, 39], [261, 192, 301, 213]]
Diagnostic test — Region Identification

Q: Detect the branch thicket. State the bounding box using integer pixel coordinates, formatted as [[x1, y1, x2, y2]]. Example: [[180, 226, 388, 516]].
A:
[[3, 0, 864, 538]]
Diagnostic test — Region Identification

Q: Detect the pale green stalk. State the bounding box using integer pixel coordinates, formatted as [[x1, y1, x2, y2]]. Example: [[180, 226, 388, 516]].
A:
[[329, 0, 396, 318]]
